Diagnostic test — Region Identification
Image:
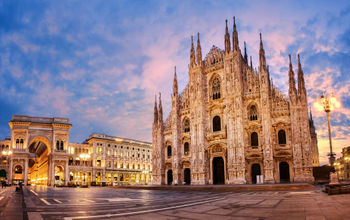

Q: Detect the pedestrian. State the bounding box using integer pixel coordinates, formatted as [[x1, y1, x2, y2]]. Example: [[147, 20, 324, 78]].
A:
[[1, 181, 4, 188]]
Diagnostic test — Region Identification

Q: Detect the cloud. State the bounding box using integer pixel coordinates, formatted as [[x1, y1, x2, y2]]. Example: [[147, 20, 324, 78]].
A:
[[0, 0, 350, 162]]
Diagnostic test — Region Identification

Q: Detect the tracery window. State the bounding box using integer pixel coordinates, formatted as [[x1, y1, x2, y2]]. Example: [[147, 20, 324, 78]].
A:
[[167, 145, 172, 157], [278, 130, 287, 145], [251, 132, 259, 147], [213, 116, 221, 132], [212, 77, 221, 100], [184, 142, 190, 156], [249, 105, 258, 121], [184, 119, 190, 133]]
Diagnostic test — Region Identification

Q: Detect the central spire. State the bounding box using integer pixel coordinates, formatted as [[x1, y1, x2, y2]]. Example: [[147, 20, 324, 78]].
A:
[[196, 33, 202, 65], [259, 33, 266, 69], [153, 95, 158, 124], [232, 16, 239, 52], [224, 19, 231, 53], [173, 66, 178, 96], [244, 41, 248, 63], [288, 54, 297, 104], [297, 54, 307, 100], [190, 36, 196, 67]]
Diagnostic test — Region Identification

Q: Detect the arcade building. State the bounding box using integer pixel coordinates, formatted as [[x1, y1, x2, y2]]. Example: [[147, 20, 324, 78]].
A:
[[0, 115, 152, 186]]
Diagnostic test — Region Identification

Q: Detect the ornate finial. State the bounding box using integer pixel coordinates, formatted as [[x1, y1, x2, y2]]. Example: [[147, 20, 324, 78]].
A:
[[233, 16, 236, 27], [225, 19, 228, 28]]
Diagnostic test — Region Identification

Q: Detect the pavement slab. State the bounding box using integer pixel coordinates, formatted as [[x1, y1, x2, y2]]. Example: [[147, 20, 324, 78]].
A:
[[0, 185, 349, 220]]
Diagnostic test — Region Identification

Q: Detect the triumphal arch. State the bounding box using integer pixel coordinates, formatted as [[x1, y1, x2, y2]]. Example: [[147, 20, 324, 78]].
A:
[[9, 115, 71, 186]]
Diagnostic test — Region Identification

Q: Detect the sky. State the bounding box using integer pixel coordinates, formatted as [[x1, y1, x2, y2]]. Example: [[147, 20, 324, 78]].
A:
[[0, 0, 349, 165]]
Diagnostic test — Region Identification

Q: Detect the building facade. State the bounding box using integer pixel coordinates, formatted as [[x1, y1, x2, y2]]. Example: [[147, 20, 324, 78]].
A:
[[0, 115, 152, 186], [335, 146, 350, 181], [152, 18, 319, 185]]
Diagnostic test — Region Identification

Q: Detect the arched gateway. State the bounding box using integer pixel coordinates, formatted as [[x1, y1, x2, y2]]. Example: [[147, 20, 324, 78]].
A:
[[8, 116, 71, 186]]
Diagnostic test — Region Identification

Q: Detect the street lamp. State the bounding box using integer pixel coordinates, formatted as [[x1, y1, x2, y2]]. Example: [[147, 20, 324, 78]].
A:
[[2, 150, 12, 156], [314, 92, 341, 166]]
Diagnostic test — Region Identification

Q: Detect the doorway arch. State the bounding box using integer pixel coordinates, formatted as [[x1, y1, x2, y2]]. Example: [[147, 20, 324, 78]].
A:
[[27, 138, 50, 185], [167, 170, 173, 185], [0, 169, 6, 180], [279, 162, 290, 183], [184, 168, 191, 185], [251, 163, 261, 184], [213, 157, 225, 184]]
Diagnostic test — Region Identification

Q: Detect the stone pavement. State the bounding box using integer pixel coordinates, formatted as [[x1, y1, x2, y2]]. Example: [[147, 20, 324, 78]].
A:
[[111, 189, 350, 220], [0, 186, 25, 220], [1, 185, 350, 219]]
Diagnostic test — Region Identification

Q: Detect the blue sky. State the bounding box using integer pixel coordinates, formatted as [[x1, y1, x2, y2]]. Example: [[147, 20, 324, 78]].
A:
[[1, 0, 350, 164]]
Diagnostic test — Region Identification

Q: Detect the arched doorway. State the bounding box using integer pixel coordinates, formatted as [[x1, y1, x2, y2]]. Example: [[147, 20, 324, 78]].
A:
[[13, 165, 23, 183], [213, 157, 225, 184], [251, 164, 261, 184], [28, 139, 49, 185], [54, 166, 64, 186], [0, 169, 6, 180], [167, 170, 173, 185], [184, 168, 191, 185], [279, 162, 290, 183]]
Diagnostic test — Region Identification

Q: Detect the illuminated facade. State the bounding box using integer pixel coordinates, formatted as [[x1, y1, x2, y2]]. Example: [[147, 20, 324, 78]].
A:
[[152, 18, 319, 185], [335, 146, 350, 181], [0, 115, 152, 186]]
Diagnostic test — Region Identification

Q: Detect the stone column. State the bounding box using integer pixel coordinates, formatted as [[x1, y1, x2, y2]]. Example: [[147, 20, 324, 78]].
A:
[[8, 158, 13, 184], [92, 169, 96, 183], [24, 158, 28, 185], [65, 160, 69, 186], [50, 161, 55, 186]]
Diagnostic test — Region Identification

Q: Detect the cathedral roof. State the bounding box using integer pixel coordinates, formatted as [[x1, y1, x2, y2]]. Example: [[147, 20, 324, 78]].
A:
[[204, 45, 224, 65]]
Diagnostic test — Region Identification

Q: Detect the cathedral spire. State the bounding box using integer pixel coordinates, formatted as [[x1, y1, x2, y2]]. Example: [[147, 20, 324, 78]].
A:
[[259, 33, 266, 69], [232, 16, 239, 52], [158, 93, 163, 123], [250, 56, 253, 69], [297, 53, 306, 100], [244, 41, 248, 63], [224, 19, 231, 53], [288, 54, 297, 104], [154, 94, 158, 124], [190, 36, 196, 67], [173, 66, 178, 96], [196, 33, 202, 65]]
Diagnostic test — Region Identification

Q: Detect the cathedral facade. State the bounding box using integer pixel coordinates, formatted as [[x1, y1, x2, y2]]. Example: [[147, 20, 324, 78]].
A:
[[152, 18, 319, 185]]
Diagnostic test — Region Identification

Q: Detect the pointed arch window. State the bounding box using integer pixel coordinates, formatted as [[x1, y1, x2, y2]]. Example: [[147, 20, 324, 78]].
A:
[[278, 130, 287, 145], [167, 145, 172, 158], [184, 119, 190, 133], [184, 142, 190, 156], [251, 132, 259, 147], [249, 105, 258, 121], [213, 116, 221, 132], [212, 77, 221, 100]]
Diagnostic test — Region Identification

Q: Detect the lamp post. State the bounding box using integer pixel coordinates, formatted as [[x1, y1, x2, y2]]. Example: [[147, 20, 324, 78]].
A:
[[2, 150, 13, 156], [318, 92, 340, 166]]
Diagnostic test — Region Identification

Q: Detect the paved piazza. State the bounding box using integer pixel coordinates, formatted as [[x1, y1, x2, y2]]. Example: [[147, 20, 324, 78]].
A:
[[1, 186, 350, 220]]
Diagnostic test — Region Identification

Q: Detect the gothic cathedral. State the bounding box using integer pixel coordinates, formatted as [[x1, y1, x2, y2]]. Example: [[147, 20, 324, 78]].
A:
[[152, 18, 319, 185]]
